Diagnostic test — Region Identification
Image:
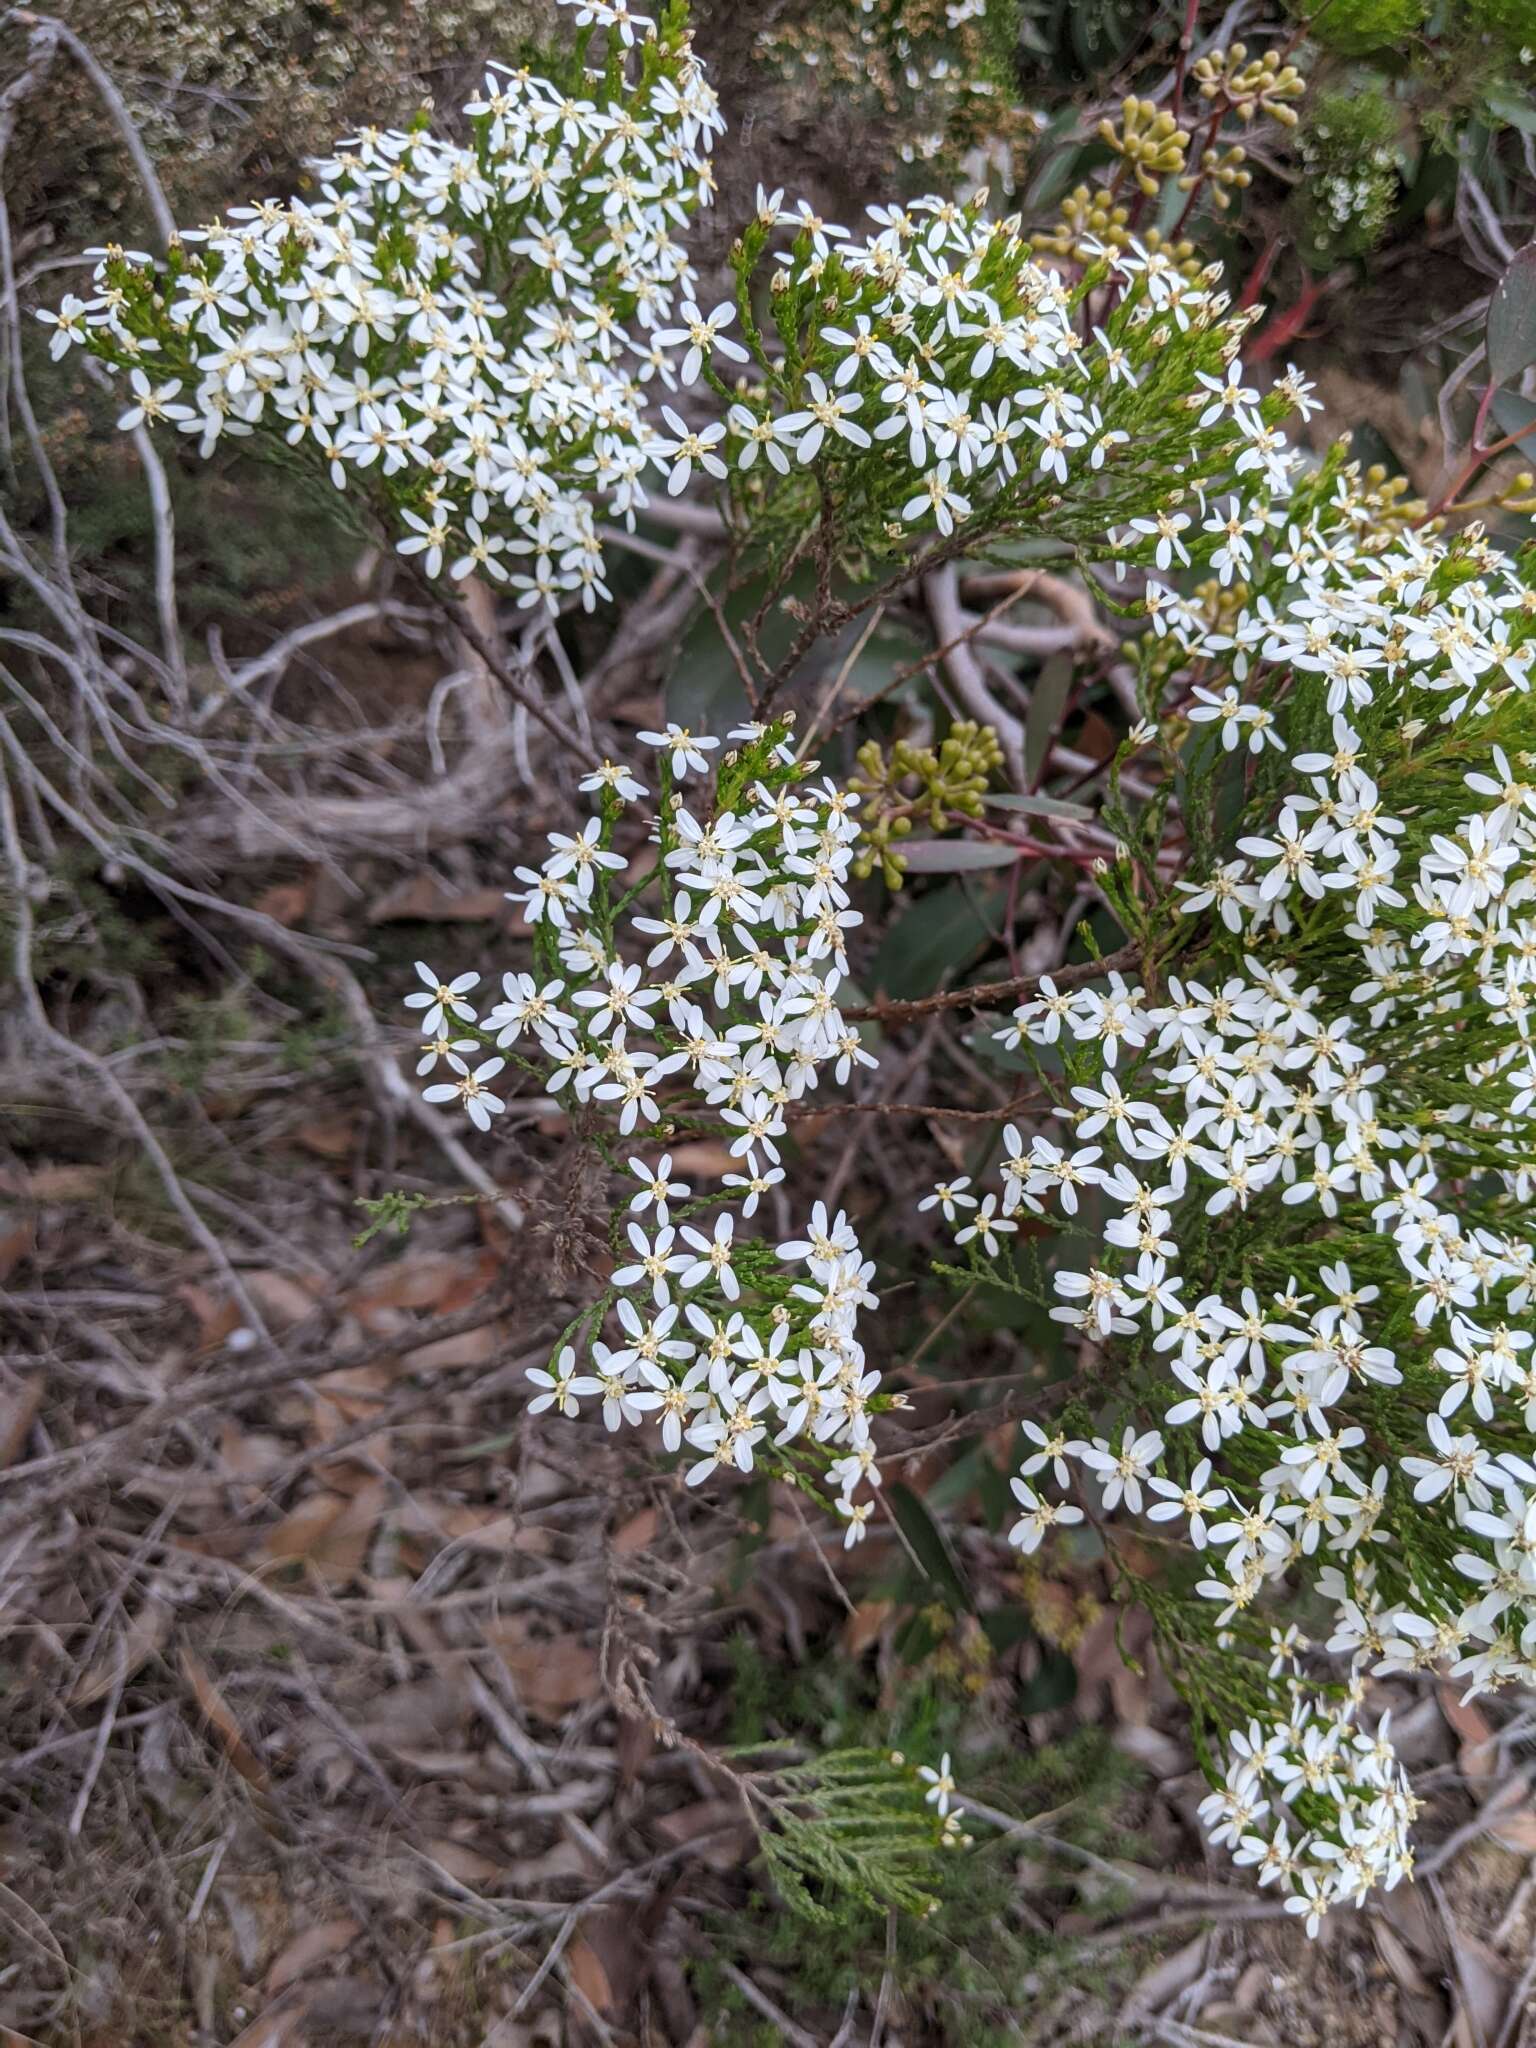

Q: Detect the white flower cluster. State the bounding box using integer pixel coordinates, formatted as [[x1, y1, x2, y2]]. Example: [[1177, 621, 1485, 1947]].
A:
[[42, 0, 722, 613], [402, 721, 889, 1524], [916, 491, 1536, 1923], [524, 1187, 883, 1531], [1200, 1688, 1414, 1935], [671, 200, 1301, 541]]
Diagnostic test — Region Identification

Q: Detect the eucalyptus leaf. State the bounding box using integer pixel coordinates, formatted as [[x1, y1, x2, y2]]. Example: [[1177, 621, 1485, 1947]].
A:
[[1487, 91, 1536, 140], [1026, 652, 1075, 785], [982, 791, 1094, 823], [1487, 245, 1536, 391], [870, 882, 998, 1000], [1491, 390, 1536, 444], [898, 840, 1022, 873], [886, 1482, 973, 1610]]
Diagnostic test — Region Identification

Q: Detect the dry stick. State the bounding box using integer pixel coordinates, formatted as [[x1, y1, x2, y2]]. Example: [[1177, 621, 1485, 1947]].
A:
[[0, 1294, 512, 1539], [0, 28, 72, 579], [81, 362, 187, 707], [958, 567, 1117, 653], [795, 605, 887, 754], [882, 1378, 1065, 1464], [840, 940, 1140, 1029], [193, 600, 408, 724], [585, 537, 711, 714], [65, 1654, 123, 1836], [784, 1086, 1046, 1123], [539, 606, 598, 746], [602, 522, 757, 708], [870, 1908, 898, 2048], [315, 949, 527, 1235], [0, 751, 277, 1351], [925, 561, 1028, 787], [3, 20, 182, 682], [711, 1959, 821, 2048], [0, 705, 376, 961], [423, 577, 601, 767], [818, 576, 1103, 745]]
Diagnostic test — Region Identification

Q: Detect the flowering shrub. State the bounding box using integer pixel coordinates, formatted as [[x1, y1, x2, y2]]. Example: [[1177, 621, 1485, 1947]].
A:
[[408, 718, 894, 1528], [44, 0, 722, 614], [687, 194, 1298, 573], [46, 0, 1536, 1944], [930, 475, 1536, 1923]]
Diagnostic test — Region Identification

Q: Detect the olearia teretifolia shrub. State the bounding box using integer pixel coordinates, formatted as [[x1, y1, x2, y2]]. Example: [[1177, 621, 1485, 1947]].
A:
[[44, 0, 1536, 1935], [42, 0, 724, 614], [928, 484, 1536, 1930]]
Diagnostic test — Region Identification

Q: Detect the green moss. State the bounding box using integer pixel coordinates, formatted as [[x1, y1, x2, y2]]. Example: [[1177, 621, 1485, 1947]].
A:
[[1301, 0, 1426, 56], [1294, 83, 1403, 261]]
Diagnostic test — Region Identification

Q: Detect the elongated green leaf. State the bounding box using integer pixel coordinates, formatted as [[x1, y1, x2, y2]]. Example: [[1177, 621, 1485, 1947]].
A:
[[898, 840, 1021, 874], [1487, 245, 1536, 390], [1487, 90, 1536, 139], [1025, 652, 1075, 785], [886, 1481, 972, 1610], [1491, 390, 1536, 443], [1016, 1646, 1077, 1714], [982, 791, 1094, 823], [869, 881, 998, 999]]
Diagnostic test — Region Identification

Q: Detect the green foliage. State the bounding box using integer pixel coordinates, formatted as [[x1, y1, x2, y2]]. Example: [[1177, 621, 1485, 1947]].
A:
[[2, 352, 358, 654], [1301, 0, 1426, 56], [352, 1188, 480, 1246], [1294, 84, 1403, 261], [699, 1724, 1151, 2045], [748, 1748, 955, 1923]]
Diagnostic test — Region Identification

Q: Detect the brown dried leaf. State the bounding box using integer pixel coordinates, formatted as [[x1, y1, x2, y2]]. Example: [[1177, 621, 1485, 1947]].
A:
[[244, 1271, 323, 1327], [346, 1251, 497, 1319], [1439, 1680, 1498, 1782], [654, 1800, 755, 1873], [218, 1426, 288, 1484], [1489, 1803, 1536, 1854], [0, 1220, 34, 1285], [664, 1141, 739, 1178], [490, 1624, 601, 1720], [1126, 1932, 1209, 2016], [293, 1117, 356, 1160], [426, 1838, 505, 1886], [0, 1162, 105, 1201], [265, 1917, 360, 1994], [177, 1281, 243, 1352], [71, 1595, 172, 1706], [428, 1504, 551, 1555], [224, 1998, 308, 2048], [251, 876, 315, 927], [1450, 1933, 1512, 2048], [1373, 1920, 1433, 1998], [564, 1934, 615, 2015], [180, 1649, 269, 1791], [841, 1600, 893, 1657], [403, 1322, 500, 1372], [261, 1479, 387, 1586], [0, 1377, 42, 1470], [612, 1507, 658, 1556]]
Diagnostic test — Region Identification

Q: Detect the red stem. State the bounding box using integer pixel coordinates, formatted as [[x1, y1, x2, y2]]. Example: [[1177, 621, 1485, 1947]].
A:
[[1170, 0, 1201, 125], [1236, 234, 1282, 311], [1248, 271, 1339, 363]]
